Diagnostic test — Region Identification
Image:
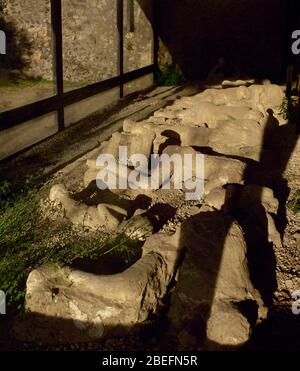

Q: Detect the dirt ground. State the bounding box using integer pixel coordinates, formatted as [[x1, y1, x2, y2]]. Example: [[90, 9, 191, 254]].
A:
[[248, 126, 300, 351]]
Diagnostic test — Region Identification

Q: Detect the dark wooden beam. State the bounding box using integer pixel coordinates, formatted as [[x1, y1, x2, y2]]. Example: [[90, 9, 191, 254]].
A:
[[128, 0, 135, 33], [117, 0, 124, 98], [0, 65, 155, 131], [50, 0, 65, 130], [153, 0, 159, 73]]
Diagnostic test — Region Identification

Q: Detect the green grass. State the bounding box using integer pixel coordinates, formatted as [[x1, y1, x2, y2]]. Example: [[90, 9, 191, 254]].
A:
[[0, 179, 145, 311], [279, 96, 298, 121], [0, 78, 88, 92], [156, 63, 185, 86], [0, 77, 53, 91], [287, 190, 300, 214]]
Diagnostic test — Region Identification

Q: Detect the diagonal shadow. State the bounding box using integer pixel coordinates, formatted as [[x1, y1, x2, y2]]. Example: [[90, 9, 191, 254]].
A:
[[168, 99, 299, 350]]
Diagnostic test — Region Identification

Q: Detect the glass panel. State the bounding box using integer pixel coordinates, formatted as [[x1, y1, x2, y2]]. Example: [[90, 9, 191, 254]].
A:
[[124, 73, 153, 96], [0, 0, 55, 113], [123, 0, 153, 73], [64, 87, 120, 128], [0, 112, 58, 160], [62, 0, 118, 92]]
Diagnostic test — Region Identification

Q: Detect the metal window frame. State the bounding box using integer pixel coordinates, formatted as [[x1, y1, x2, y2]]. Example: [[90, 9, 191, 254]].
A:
[[127, 0, 135, 33], [0, 0, 157, 132]]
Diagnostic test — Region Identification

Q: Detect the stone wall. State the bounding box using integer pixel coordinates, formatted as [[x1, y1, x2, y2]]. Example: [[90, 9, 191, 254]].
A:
[[1, 0, 153, 83], [2, 0, 53, 79], [124, 0, 153, 73]]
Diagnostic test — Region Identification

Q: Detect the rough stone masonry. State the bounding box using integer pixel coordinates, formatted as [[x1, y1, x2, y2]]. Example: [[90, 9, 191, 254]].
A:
[[2, 0, 152, 82]]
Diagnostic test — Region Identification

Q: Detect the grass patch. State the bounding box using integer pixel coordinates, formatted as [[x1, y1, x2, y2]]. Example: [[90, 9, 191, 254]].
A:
[[0, 77, 53, 91], [279, 96, 298, 121], [0, 179, 146, 311], [287, 190, 300, 214], [156, 63, 185, 86], [0, 78, 88, 92]]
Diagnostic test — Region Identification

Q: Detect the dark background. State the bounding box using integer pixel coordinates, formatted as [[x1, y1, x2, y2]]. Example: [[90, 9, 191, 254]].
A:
[[155, 0, 298, 81]]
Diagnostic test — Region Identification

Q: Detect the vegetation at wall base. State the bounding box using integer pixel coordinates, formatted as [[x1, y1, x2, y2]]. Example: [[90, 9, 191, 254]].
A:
[[279, 96, 299, 122], [287, 190, 300, 214], [156, 63, 185, 86], [0, 178, 142, 312]]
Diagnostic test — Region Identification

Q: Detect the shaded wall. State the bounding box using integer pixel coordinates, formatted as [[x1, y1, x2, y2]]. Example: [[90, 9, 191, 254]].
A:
[[157, 0, 287, 81]]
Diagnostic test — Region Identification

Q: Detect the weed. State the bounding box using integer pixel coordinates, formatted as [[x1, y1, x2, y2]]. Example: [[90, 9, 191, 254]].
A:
[[156, 63, 185, 86], [127, 40, 134, 51], [287, 190, 300, 214], [0, 78, 86, 91], [0, 179, 145, 311], [279, 96, 298, 121]]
